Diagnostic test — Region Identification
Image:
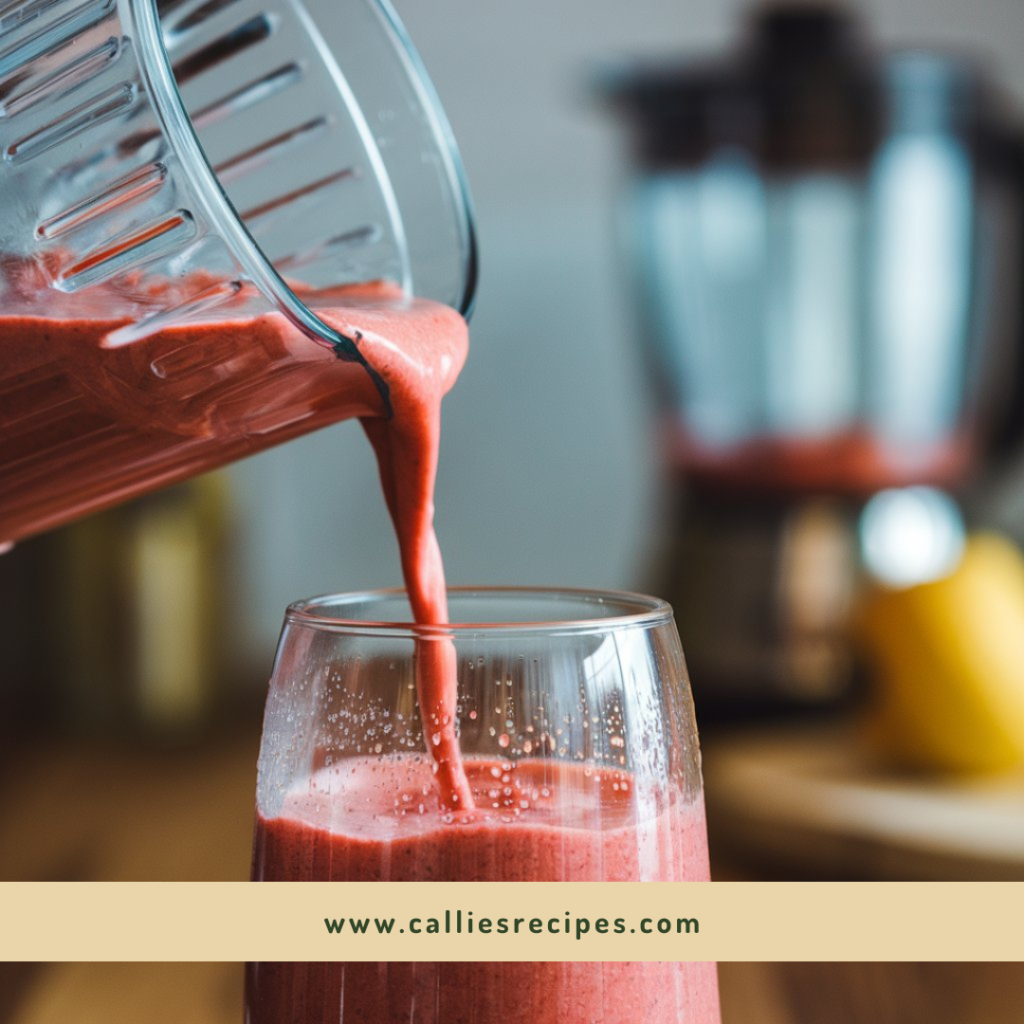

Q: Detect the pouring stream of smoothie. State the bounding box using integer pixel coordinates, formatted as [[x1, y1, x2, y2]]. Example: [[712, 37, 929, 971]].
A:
[[0, 272, 473, 809], [322, 295, 476, 812]]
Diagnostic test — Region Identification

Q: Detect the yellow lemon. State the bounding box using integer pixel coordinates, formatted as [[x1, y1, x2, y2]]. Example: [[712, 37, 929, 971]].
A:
[[857, 533, 1024, 773]]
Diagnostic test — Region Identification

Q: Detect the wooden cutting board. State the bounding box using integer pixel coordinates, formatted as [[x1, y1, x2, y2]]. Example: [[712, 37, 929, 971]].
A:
[[702, 726, 1024, 880]]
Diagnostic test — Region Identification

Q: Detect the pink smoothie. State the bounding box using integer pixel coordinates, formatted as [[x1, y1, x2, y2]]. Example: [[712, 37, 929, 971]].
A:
[[248, 756, 719, 1023], [245, 961, 720, 1024]]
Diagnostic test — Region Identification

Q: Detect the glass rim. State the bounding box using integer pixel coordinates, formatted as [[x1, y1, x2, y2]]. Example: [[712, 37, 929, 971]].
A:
[[284, 586, 675, 637]]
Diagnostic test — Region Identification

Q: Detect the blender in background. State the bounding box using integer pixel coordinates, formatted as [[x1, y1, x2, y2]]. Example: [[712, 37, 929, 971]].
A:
[[602, 2, 1024, 724]]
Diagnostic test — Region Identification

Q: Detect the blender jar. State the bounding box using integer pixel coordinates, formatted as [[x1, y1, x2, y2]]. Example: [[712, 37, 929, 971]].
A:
[[0, 0, 476, 546]]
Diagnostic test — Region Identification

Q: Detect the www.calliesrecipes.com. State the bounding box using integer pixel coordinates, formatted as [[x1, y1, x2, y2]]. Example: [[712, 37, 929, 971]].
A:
[[324, 910, 699, 940]]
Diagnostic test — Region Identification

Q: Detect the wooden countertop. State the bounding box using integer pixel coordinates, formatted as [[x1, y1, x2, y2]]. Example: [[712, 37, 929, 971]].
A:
[[3, 963, 1023, 1024], [1, 732, 1021, 1022], [0, 729, 260, 882], [703, 726, 1024, 881], [2, 725, 1017, 883], [8, 720, 1024, 883], [0, 726, 759, 883]]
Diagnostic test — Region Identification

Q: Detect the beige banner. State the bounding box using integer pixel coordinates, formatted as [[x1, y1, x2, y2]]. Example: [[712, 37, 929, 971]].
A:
[[2, 882, 1022, 961]]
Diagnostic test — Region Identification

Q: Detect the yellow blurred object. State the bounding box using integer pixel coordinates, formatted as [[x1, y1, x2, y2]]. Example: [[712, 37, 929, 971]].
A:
[[55, 472, 232, 736], [857, 533, 1024, 774]]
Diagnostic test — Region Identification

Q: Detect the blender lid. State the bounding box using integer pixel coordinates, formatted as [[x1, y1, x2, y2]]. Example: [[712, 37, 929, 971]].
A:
[[598, 1, 1017, 169]]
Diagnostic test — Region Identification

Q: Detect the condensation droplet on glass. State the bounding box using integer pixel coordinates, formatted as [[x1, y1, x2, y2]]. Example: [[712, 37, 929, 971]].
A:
[[498, 733, 510, 748], [431, 732, 441, 746]]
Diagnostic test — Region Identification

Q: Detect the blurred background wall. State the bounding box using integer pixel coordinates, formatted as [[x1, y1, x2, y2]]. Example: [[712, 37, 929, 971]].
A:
[[227, 0, 1024, 666]]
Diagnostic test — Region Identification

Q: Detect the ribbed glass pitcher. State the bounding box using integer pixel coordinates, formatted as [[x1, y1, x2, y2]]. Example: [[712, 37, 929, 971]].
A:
[[0, 0, 476, 546]]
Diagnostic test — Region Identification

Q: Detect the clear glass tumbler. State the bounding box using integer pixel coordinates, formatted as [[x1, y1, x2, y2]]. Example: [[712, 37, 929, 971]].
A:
[[248, 588, 720, 1024]]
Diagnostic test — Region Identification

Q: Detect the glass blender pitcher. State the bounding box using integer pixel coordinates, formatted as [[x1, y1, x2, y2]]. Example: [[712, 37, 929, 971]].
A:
[[0, 0, 476, 547]]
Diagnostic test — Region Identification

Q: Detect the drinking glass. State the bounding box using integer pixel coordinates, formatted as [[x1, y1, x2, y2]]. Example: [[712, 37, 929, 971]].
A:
[[248, 587, 720, 1024]]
